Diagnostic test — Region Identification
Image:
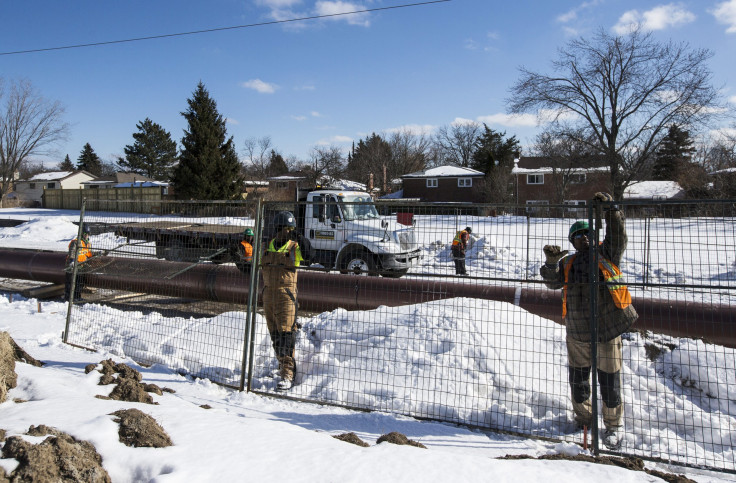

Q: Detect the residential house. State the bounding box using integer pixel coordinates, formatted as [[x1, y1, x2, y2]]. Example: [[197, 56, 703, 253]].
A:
[[511, 156, 609, 213], [11, 171, 95, 205], [623, 181, 685, 200], [400, 166, 486, 203], [80, 172, 164, 189]]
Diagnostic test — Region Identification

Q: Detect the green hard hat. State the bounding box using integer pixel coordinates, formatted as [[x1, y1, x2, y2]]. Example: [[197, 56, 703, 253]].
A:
[[244, 228, 254, 237], [568, 220, 589, 242]]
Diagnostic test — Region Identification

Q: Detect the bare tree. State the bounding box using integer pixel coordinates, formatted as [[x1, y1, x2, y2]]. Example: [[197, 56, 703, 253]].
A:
[[532, 127, 600, 204], [387, 129, 430, 178], [308, 145, 344, 186], [241, 136, 273, 180], [433, 122, 481, 167], [0, 78, 68, 206], [508, 28, 728, 199]]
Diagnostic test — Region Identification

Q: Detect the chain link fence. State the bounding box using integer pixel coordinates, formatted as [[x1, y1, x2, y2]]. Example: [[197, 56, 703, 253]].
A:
[[63, 197, 736, 472]]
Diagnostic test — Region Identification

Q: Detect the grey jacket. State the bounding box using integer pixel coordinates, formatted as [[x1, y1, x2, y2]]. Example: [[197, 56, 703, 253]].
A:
[[540, 209, 638, 342]]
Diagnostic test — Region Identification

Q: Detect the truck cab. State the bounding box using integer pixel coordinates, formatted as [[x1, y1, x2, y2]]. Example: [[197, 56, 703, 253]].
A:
[[301, 190, 421, 277]]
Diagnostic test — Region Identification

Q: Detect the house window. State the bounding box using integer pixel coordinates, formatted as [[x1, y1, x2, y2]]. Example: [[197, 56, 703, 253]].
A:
[[457, 178, 472, 188], [565, 173, 586, 184], [29, 183, 35, 189], [525, 200, 549, 214], [426, 178, 438, 188], [47, 182, 55, 189], [527, 174, 544, 185]]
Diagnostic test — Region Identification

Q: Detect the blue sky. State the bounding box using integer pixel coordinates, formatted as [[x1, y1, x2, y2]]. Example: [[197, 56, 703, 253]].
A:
[[2, 0, 736, 169]]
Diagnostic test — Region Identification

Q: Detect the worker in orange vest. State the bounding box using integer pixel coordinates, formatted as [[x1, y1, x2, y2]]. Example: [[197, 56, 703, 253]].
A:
[[451, 226, 472, 275], [540, 192, 638, 450], [64, 224, 95, 301], [236, 228, 255, 273]]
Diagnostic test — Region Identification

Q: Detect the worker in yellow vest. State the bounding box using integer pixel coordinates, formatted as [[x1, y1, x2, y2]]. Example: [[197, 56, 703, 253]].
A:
[[451, 226, 472, 275], [64, 224, 95, 301], [540, 192, 638, 450], [261, 211, 303, 390]]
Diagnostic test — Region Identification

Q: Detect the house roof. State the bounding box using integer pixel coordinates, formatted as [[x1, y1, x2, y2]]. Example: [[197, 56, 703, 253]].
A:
[[623, 181, 685, 199], [512, 156, 610, 175], [19, 170, 95, 182], [710, 167, 736, 175], [81, 172, 156, 185], [401, 165, 484, 178]]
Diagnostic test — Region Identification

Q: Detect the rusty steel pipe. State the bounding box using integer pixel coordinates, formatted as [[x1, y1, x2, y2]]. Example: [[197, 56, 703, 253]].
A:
[[0, 248, 734, 347]]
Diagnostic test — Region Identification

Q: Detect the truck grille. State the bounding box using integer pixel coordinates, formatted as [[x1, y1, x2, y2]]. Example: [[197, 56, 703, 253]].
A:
[[398, 231, 416, 251]]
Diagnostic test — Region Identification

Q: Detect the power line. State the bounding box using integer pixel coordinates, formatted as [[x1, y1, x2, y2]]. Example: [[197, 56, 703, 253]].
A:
[[0, 0, 451, 56]]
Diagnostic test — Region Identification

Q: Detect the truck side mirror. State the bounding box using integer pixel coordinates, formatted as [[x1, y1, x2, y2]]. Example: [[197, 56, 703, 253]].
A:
[[332, 215, 342, 223]]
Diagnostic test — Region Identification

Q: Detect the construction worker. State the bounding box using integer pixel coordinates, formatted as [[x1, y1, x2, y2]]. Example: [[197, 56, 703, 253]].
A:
[[540, 192, 638, 450], [451, 226, 472, 275], [64, 223, 94, 301], [261, 211, 303, 390], [236, 228, 255, 273]]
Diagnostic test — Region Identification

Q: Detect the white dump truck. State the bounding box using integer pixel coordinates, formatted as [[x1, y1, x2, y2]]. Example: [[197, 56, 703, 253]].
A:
[[270, 188, 421, 278]]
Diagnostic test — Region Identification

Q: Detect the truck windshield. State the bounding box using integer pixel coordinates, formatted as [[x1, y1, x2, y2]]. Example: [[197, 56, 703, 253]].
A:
[[338, 195, 380, 221]]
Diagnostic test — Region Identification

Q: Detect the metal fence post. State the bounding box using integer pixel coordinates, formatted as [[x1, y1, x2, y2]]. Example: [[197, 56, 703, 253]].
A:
[[589, 202, 600, 454], [243, 200, 264, 392], [63, 199, 86, 343]]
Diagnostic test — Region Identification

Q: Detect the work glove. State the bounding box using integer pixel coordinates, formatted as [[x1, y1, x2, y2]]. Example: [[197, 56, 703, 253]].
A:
[[543, 245, 568, 266], [593, 192, 619, 211]]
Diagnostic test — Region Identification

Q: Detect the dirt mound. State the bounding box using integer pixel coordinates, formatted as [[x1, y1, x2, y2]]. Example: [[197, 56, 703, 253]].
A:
[[110, 408, 173, 448], [89, 359, 173, 404], [2, 426, 111, 482], [376, 431, 426, 449], [333, 432, 370, 447], [0, 332, 18, 402], [499, 454, 695, 483]]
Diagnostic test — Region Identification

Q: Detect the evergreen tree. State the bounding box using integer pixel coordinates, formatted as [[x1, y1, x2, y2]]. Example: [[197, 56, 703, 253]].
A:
[[345, 133, 392, 191], [267, 150, 288, 177], [171, 82, 242, 200], [76, 143, 103, 176], [121, 118, 178, 180], [652, 124, 695, 181], [470, 125, 520, 203], [58, 154, 74, 171]]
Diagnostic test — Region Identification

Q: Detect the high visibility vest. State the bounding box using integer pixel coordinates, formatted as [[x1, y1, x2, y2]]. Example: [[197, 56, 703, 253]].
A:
[[452, 230, 469, 248], [562, 253, 632, 317], [267, 239, 303, 267], [240, 240, 253, 262], [68, 238, 92, 263]]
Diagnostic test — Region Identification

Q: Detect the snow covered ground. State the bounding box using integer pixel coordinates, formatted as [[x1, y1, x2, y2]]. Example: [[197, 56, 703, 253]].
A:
[[1, 207, 735, 481]]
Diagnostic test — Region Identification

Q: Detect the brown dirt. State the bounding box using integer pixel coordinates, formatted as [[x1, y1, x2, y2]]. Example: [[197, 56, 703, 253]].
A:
[[0, 332, 17, 402], [108, 378, 156, 404], [376, 431, 427, 449], [499, 454, 696, 483], [2, 427, 111, 482], [90, 359, 175, 404], [110, 408, 173, 448], [333, 432, 370, 447]]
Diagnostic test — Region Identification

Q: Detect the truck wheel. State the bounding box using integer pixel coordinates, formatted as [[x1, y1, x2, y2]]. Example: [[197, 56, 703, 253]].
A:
[[340, 249, 376, 276]]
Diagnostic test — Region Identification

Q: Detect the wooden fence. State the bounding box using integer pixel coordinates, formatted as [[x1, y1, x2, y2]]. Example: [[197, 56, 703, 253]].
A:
[[42, 187, 166, 213]]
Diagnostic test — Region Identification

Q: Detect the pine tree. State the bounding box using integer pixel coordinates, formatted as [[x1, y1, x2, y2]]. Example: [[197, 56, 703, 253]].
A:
[[652, 124, 695, 181], [76, 143, 103, 176], [171, 82, 242, 200], [58, 154, 74, 171], [121, 118, 178, 180], [470, 125, 520, 203], [267, 150, 288, 177]]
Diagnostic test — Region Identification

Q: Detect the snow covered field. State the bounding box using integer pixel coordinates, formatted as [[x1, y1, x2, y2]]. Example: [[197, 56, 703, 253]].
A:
[[1, 206, 735, 480]]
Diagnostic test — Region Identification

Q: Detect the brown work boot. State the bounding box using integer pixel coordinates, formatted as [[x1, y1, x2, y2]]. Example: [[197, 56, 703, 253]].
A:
[[277, 356, 295, 390]]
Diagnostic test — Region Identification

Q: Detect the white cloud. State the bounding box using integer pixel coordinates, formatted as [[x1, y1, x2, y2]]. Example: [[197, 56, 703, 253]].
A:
[[557, 0, 604, 24], [730, 95, 736, 104], [226, 118, 239, 125], [291, 115, 307, 121], [316, 135, 353, 146], [256, 0, 302, 7], [451, 117, 479, 127], [709, 0, 736, 33], [311, 111, 322, 117], [476, 113, 539, 127], [612, 4, 695, 34], [315, 1, 370, 27], [241, 79, 278, 94], [385, 124, 437, 136]]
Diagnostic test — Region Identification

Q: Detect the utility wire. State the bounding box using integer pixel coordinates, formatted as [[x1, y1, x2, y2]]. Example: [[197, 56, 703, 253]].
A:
[[0, 0, 451, 56]]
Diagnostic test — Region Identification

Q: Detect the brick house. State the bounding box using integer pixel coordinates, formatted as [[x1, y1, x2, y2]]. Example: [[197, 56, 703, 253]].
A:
[[400, 166, 486, 203], [512, 156, 609, 212]]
